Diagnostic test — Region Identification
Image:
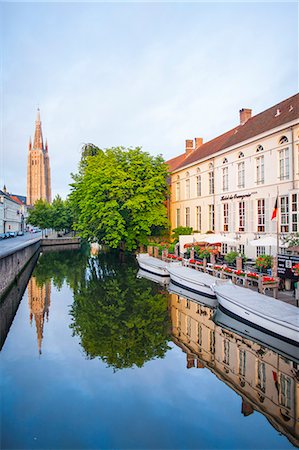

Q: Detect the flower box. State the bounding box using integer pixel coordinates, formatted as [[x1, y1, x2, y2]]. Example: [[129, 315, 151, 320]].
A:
[[196, 261, 203, 266], [247, 272, 259, 279], [214, 265, 223, 271], [234, 270, 245, 277], [224, 267, 233, 273], [262, 276, 275, 284], [189, 259, 196, 264]]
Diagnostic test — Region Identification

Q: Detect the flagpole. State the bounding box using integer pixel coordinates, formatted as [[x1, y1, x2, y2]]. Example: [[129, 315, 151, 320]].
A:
[[276, 185, 279, 256]]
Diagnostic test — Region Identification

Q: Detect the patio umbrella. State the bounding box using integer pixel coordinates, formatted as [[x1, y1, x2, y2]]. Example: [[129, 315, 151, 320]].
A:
[[202, 234, 238, 245], [249, 236, 285, 255]]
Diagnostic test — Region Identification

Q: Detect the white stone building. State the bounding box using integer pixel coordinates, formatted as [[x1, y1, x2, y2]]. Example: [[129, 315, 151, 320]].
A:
[[167, 94, 299, 259], [0, 190, 27, 233]]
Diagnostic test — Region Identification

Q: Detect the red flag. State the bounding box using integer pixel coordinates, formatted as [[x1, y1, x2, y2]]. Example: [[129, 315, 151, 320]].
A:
[[271, 197, 278, 220]]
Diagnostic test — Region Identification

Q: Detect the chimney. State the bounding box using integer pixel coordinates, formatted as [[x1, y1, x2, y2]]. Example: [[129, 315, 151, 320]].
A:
[[239, 108, 252, 125], [195, 137, 203, 148], [185, 139, 194, 156]]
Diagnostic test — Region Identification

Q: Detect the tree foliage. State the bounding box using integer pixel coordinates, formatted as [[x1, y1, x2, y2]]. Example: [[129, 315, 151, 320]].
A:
[[69, 145, 169, 251], [28, 195, 74, 231], [69, 253, 171, 370]]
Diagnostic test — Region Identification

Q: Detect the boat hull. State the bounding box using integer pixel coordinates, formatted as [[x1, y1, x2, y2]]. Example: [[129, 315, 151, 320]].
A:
[[137, 260, 169, 277], [137, 269, 170, 285], [168, 267, 216, 299], [168, 282, 217, 308], [213, 307, 299, 363], [215, 292, 299, 346]]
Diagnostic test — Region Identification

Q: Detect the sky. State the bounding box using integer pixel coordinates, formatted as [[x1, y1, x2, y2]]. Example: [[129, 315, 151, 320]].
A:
[[0, 1, 298, 199]]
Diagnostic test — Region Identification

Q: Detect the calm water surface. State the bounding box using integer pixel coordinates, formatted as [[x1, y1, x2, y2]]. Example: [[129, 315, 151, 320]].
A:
[[1, 247, 298, 449]]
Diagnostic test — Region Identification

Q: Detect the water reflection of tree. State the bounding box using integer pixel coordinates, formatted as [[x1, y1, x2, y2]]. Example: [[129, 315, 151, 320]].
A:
[[70, 253, 171, 370], [33, 245, 89, 292]]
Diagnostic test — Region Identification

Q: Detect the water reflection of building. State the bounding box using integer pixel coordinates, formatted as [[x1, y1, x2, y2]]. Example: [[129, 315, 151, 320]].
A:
[[28, 277, 51, 355], [170, 293, 299, 447]]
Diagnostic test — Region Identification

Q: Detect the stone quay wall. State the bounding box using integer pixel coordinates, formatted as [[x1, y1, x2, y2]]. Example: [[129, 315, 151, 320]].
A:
[[0, 238, 41, 299]]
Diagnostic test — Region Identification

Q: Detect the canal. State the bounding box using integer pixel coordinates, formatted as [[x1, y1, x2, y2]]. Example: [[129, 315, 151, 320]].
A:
[[1, 246, 298, 449]]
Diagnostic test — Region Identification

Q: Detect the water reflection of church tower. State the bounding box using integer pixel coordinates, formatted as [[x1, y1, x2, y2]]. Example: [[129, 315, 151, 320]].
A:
[[28, 277, 51, 354]]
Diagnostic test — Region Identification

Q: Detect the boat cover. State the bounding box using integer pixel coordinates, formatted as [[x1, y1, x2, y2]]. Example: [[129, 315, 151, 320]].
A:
[[137, 254, 171, 269], [168, 266, 217, 287], [214, 282, 299, 331]]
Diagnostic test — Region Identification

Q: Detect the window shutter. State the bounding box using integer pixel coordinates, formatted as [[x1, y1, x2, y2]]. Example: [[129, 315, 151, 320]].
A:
[[250, 200, 255, 233], [216, 203, 221, 232], [245, 201, 249, 232]]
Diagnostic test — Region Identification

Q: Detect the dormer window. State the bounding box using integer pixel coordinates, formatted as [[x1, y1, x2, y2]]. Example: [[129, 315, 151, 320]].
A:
[[256, 145, 264, 152], [279, 136, 288, 145], [238, 152, 244, 158]]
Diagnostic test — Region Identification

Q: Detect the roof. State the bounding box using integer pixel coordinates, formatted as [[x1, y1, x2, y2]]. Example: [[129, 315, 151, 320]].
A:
[[11, 194, 26, 205], [9, 195, 24, 205], [171, 93, 299, 172]]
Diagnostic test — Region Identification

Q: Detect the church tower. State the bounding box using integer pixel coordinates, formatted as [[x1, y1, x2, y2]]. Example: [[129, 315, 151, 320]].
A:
[[27, 109, 52, 205]]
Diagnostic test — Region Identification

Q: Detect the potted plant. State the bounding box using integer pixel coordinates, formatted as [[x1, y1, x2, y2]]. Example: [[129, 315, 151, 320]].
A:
[[255, 255, 273, 273]]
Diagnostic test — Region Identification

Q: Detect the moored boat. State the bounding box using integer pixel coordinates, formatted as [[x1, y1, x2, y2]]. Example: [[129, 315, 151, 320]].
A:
[[137, 269, 170, 286], [136, 253, 179, 277], [213, 282, 299, 346], [168, 281, 217, 308], [167, 265, 217, 299]]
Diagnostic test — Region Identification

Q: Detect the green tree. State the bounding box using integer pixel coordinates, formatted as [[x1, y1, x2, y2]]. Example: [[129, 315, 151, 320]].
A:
[[69, 253, 171, 370], [69, 145, 169, 251], [171, 226, 193, 243], [28, 199, 52, 230]]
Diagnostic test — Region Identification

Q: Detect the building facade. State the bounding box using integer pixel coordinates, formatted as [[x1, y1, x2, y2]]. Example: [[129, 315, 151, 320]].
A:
[[169, 292, 299, 447], [167, 94, 299, 259], [27, 109, 51, 206], [0, 189, 27, 233]]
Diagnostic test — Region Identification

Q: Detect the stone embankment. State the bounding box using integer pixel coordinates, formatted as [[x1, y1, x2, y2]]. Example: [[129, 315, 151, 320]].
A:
[[0, 235, 81, 299], [0, 238, 41, 299]]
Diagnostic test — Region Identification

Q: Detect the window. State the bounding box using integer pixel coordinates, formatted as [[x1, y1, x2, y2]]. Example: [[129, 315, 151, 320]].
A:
[[280, 374, 291, 409], [176, 209, 180, 227], [256, 145, 264, 152], [239, 201, 245, 232], [238, 162, 245, 188], [196, 206, 201, 231], [238, 152, 244, 158], [222, 243, 228, 254], [256, 246, 266, 257], [223, 339, 230, 365], [186, 299, 190, 309], [280, 196, 289, 232], [257, 199, 265, 232], [279, 136, 289, 145], [197, 324, 202, 346], [256, 156, 264, 184], [187, 316, 191, 337], [257, 361, 266, 392], [176, 181, 180, 201], [223, 203, 229, 232], [279, 148, 290, 179], [239, 350, 246, 377], [185, 172, 190, 199], [185, 207, 190, 227], [223, 157, 228, 164], [210, 330, 215, 354], [222, 167, 228, 191], [209, 171, 214, 194], [209, 204, 215, 231], [196, 175, 201, 196], [292, 193, 298, 232], [238, 244, 245, 254]]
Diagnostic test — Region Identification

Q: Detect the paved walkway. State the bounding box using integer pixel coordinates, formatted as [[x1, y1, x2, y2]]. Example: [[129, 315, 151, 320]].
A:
[[0, 232, 41, 258]]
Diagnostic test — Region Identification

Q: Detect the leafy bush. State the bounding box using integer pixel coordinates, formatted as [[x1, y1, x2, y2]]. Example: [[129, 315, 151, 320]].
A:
[[197, 249, 211, 261], [255, 254, 273, 270], [171, 226, 193, 243], [168, 242, 176, 254], [224, 251, 239, 265]]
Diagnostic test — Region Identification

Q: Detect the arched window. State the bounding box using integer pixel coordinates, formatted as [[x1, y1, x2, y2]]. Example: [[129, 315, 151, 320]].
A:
[[256, 145, 264, 152], [197, 167, 201, 173], [238, 152, 244, 158], [279, 136, 288, 145], [223, 158, 228, 164]]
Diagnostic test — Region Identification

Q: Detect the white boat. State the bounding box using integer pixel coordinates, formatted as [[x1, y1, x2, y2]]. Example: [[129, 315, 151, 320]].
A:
[[168, 281, 217, 309], [213, 307, 299, 364], [137, 269, 170, 286], [167, 265, 217, 299], [213, 282, 299, 346], [136, 253, 177, 277]]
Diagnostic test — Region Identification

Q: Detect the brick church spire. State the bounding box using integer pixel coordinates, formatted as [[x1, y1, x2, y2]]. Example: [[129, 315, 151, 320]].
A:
[[27, 109, 52, 205], [33, 108, 44, 150]]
